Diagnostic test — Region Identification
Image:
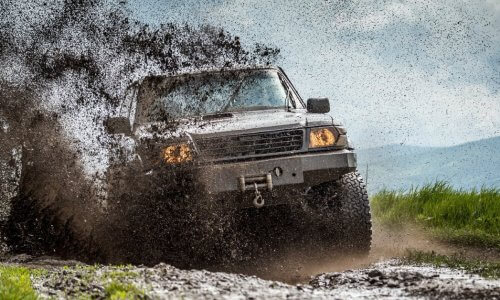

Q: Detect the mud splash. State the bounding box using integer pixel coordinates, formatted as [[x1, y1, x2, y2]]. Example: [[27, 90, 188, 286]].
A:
[[0, 0, 279, 264], [220, 222, 500, 284]]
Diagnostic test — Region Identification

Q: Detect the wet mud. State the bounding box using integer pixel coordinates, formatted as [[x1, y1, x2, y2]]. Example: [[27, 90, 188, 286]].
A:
[[3, 254, 499, 299], [2, 218, 499, 299], [0, 0, 279, 265], [0, 0, 358, 271], [207, 222, 500, 284]]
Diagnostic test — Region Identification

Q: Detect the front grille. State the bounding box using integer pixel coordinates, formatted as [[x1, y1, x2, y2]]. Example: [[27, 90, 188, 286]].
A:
[[196, 129, 304, 160]]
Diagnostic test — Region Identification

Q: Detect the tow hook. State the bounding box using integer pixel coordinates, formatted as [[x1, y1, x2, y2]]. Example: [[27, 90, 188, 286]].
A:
[[253, 182, 265, 208]]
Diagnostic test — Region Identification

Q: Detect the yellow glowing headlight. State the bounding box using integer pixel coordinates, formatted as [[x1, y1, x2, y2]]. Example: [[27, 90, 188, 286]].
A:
[[162, 143, 193, 164], [309, 127, 336, 148]]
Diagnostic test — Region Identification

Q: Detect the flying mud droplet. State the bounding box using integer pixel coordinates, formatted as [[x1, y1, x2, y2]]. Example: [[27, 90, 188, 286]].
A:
[[0, 0, 280, 265]]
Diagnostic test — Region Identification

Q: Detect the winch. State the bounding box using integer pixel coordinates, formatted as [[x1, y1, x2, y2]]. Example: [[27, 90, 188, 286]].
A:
[[252, 182, 264, 208], [238, 173, 273, 208]]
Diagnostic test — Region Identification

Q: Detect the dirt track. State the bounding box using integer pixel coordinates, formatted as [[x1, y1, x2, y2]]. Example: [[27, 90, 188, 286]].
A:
[[3, 255, 498, 299], [2, 224, 498, 299]]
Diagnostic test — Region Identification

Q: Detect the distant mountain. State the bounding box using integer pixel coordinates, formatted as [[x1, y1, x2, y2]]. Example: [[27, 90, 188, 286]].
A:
[[356, 136, 500, 194]]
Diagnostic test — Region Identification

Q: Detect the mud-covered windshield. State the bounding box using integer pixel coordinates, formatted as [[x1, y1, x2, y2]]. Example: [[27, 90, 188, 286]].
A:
[[136, 69, 290, 122]]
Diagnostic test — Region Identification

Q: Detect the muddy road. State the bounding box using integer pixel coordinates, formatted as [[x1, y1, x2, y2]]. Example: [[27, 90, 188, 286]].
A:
[[3, 225, 499, 299], [3, 257, 496, 299]]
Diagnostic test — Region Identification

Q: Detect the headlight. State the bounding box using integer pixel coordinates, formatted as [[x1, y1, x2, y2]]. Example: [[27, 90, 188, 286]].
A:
[[309, 127, 336, 148], [162, 143, 193, 164]]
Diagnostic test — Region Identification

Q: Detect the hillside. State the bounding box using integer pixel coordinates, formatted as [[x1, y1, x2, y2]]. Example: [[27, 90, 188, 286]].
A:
[[357, 136, 500, 194]]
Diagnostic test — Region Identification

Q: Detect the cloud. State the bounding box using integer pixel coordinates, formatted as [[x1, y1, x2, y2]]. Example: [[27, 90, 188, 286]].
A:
[[299, 44, 500, 147], [333, 1, 420, 32], [128, 0, 500, 148]]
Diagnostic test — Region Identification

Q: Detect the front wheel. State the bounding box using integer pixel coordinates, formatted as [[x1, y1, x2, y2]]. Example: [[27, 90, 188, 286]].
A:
[[306, 171, 372, 254]]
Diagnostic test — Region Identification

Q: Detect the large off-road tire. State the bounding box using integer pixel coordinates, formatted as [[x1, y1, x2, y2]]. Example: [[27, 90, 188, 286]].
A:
[[305, 171, 372, 254], [334, 172, 372, 253]]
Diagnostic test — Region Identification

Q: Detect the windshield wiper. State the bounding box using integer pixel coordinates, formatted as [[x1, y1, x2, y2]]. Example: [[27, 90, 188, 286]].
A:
[[225, 106, 279, 112], [201, 112, 234, 120], [220, 76, 246, 113]]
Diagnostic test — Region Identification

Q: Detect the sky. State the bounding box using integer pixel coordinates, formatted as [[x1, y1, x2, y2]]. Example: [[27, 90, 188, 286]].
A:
[[127, 0, 500, 149]]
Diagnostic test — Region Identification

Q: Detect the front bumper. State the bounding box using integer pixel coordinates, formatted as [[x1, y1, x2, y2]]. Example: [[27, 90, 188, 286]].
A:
[[195, 149, 357, 194]]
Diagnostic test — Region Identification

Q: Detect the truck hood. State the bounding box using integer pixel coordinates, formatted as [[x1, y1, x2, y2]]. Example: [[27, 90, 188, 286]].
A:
[[134, 109, 342, 141]]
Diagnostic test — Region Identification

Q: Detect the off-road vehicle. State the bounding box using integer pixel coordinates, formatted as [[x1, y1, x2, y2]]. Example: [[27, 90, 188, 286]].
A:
[[106, 66, 372, 253]]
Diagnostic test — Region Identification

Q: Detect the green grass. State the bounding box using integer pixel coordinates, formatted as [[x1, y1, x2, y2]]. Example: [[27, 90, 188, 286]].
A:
[[0, 263, 145, 299], [105, 281, 144, 300], [102, 265, 139, 281], [103, 270, 139, 281], [59, 265, 144, 299], [0, 266, 39, 300], [405, 250, 500, 278], [371, 182, 500, 249]]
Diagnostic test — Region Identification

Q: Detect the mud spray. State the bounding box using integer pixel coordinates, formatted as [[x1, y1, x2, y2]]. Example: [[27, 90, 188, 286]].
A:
[[0, 0, 279, 266], [0, 0, 464, 279], [220, 221, 482, 284]]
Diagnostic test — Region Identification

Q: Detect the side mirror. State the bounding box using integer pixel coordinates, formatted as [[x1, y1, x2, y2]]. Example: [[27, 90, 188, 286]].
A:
[[105, 117, 132, 136], [307, 98, 330, 113]]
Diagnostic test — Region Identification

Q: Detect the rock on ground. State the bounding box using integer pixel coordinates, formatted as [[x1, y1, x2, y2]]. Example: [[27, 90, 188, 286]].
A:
[[7, 256, 499, 299]]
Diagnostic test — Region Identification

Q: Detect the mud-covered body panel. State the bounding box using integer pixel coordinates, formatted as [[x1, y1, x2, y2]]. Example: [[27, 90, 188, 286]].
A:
[[196, 150, 356, 194], [133, 109, 341, 140], [111, 67, 358, 206]]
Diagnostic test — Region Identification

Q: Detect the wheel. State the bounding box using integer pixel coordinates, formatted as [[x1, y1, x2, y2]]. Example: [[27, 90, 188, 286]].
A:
[[306, 171, 372, 254], [335, 172, 372, 253]]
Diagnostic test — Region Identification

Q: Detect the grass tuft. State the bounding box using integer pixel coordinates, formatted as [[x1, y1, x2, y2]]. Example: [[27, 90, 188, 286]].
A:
[[0, 266, 39, 300], [105, 281, 144, 300], [103, 270, 139, 281], [405, 250, 500, 278], [371, 182, 500, 249]]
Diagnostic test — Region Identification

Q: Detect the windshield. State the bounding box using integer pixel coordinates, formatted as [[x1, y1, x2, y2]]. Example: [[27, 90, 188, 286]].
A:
[[136, 69, 292, 122]]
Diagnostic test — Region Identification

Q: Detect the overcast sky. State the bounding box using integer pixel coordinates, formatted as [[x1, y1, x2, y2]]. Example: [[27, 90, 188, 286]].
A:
[[127, 0, 499, 149]]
